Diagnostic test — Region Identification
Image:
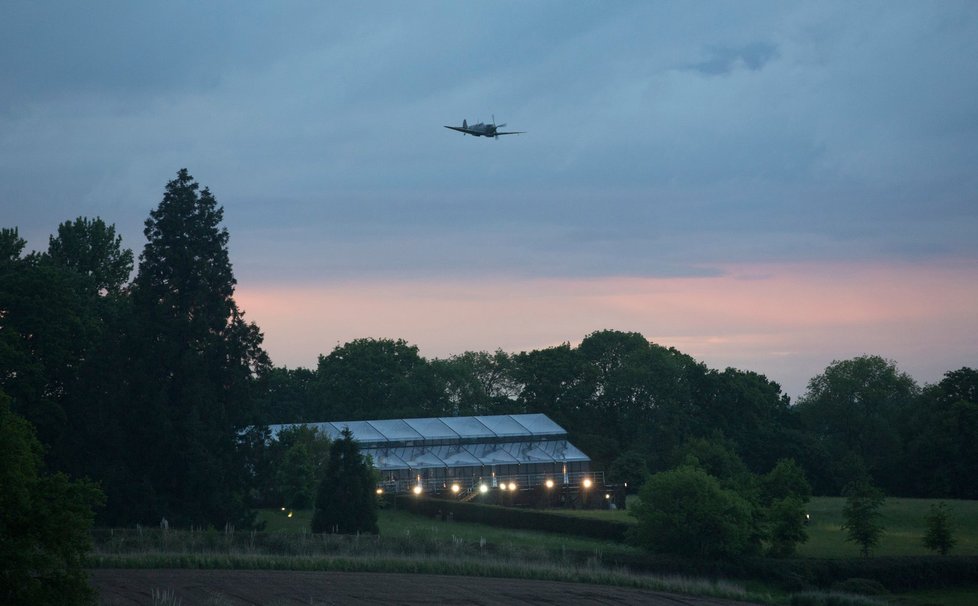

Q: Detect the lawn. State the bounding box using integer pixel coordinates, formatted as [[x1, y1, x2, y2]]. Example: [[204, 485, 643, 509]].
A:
[[258, 506, 643, 557], [261, 496, 978, 559], [799, 497, 978, 558]]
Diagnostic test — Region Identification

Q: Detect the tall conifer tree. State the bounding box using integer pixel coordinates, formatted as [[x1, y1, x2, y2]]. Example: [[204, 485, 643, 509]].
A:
[[126, 169, 270, 527], [312, 428, 379, 534]]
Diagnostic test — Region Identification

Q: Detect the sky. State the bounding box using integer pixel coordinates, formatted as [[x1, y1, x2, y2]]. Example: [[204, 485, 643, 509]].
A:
[[2, 1, 977, 400]]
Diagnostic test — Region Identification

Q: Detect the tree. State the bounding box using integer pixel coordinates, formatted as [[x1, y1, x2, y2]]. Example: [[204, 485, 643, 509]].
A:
[[923, 502, 956, 555], [512, 342, 590, 427], [759, 459, 812, 556], [674, 434, 751, 490], [902, 368, 978, 498], [694, 368, 796, 473], [0, 227, 27, 262], [760, 458, 812, 506], [630, 465, 755, 558], [577, 330, 701, 468], [766, 495, 808, 557], [796, 356, 918, 494], [1, 223, 138, 524], [312, 428, 378, 534], [257, 366, 318, 423], [841, 478, 886, 557], [314, 338, 444, 420], [275, 442, 317, 509], [47, 216, 133, 295], [0, 393, 104, 606], [41, 217, 136, 480], [433, 350, 518, 416], [607, 449, 650, 491], [265, 426, 330, 509], [119, 168, 270, 527], [0, 227, 98, 455]]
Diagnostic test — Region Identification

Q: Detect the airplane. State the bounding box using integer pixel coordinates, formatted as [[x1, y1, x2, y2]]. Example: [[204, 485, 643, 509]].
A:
[[444, 116, 524, 138]]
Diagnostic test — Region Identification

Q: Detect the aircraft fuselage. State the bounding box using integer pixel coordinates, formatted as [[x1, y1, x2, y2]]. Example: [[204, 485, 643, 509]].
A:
[[444, 118, 524, 138]]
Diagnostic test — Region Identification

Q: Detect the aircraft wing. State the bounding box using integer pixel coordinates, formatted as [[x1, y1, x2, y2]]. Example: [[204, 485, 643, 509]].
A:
[[494, 131, 525, 136], [444, 125, 483, 135]]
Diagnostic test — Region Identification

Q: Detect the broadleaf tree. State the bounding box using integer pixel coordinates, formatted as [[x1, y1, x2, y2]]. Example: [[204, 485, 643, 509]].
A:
[[48, 216, 133, 295], [630, 465, 755, 558], [0, 392, 104, 606], [796, 356, 918, 493], [841, 478, 886, 557]]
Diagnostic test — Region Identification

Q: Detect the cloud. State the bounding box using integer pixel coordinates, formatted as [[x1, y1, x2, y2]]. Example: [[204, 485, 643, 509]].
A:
[[686, 42, 780, 76], [236, 259, 978, 400], [3, 2, 976, 403]]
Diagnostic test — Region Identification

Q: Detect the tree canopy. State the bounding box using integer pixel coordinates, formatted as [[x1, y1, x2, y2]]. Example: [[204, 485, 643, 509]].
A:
[[48, 217, 133, 295], [795, 355, 919, 494], [311, 428, 378, 534], [630, 465, 755, 558], [3, 171, 977, 534], [115, 169, 270, 527], [842, 478, 886, 557], [0, 393, 104, 606]]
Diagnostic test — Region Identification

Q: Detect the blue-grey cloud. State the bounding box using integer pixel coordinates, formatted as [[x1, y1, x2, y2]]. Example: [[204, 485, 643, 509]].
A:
[[2, 1, 977, 284], [687, 42, 779, 76]]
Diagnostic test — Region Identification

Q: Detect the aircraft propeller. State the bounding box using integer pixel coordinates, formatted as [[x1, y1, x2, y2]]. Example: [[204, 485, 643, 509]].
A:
[[491, 115, 506, 139]]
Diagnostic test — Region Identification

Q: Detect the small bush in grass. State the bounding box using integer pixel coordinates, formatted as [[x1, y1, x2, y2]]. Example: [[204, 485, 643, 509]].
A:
[[841, 479, 885, 557], [923, 502, 956, 555]]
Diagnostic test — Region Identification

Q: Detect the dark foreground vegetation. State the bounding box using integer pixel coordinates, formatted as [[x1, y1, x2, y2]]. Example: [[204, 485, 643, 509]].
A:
[[2, 169, 977, 604], [83, 501, 978, 605]]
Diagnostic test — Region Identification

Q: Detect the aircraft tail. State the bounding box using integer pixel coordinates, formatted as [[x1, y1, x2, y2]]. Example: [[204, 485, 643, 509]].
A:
[[463, 119, 467, 129]]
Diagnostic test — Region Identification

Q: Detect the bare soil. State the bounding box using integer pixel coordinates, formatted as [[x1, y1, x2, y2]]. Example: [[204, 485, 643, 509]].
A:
[[91, 569, 764, 605]]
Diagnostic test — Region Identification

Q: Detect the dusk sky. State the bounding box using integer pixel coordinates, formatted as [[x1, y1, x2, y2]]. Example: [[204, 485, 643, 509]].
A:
[[3, 1, 976, 400]]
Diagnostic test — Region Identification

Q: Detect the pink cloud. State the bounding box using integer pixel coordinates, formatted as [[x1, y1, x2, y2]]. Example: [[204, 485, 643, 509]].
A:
[[235, 260, 978, 400]]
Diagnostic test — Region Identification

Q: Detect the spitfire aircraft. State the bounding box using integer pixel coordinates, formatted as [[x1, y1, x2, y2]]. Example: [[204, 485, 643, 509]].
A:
[[444, 116, 524, 138]]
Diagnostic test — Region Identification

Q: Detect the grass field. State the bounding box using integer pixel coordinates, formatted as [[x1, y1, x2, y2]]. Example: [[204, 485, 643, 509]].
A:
[[95, 508, 762, 604], [799, 497, 978, 558], [262, 496, 978, 559], [95, 498, 978, 605], [258, 507, 643, 557]]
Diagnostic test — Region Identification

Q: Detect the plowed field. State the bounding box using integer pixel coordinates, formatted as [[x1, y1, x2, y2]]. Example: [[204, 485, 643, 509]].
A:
[[91, 569, 762, 605]]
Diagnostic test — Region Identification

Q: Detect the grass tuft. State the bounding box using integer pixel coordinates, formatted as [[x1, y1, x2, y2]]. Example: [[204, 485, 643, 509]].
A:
[[150, 587, 181, 606]]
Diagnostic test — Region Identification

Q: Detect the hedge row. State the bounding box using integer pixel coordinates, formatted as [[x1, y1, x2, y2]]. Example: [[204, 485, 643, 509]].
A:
[[393, 495, 631, 542], [751, 556, 978, 592]]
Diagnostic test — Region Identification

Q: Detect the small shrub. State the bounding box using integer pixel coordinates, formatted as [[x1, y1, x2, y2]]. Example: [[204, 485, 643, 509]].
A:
[[841, 480, 885, 557], [923, 502, 956, 555]]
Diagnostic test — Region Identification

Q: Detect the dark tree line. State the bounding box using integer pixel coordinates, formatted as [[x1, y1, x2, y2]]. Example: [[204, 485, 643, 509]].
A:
[[2, 169, 976, 537], [1, 170, 268, 529], [259, 335, 976, 500]]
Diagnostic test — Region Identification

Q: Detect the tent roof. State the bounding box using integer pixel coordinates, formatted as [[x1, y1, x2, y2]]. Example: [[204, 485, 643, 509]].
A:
[[270, 413, 572, 444], [267, 413, 590, 471]]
